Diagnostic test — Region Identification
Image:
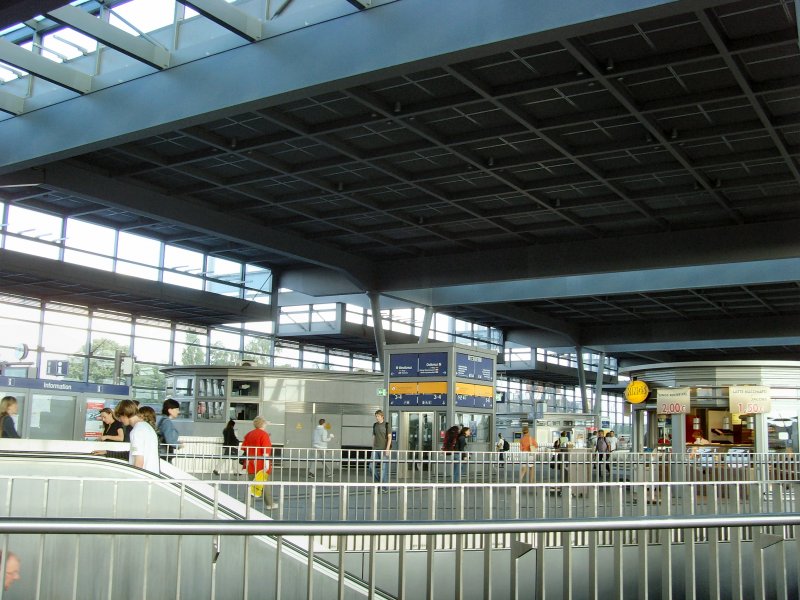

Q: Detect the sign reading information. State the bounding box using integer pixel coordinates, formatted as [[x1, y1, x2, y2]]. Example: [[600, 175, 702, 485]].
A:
[[656, 387, 691, 414], [728, 385, 772, 414]]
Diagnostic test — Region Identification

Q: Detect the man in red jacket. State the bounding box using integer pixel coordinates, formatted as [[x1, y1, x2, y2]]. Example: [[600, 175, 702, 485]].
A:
[[242, 416, 278, 509]]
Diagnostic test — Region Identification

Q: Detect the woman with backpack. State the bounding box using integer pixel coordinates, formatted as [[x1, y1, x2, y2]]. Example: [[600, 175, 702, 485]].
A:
[[595, 430, 612, 479]]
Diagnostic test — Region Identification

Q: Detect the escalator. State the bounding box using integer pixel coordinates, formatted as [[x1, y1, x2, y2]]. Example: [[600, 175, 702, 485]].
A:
[[0, 451, 392, 599]]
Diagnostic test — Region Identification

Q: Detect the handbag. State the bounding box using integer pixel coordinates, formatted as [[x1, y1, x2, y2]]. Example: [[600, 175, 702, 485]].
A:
[[249, 469, 269, 498]]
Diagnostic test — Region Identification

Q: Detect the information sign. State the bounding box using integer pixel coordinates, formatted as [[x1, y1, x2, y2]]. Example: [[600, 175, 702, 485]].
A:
[[389, 381, 419, 406], [0, 376, 128, 396], [455, 381, 475, 407], [389, 354, 418, 377], [417, 352, 448, 377], [418, 381, 447, 406], [728, 385, 772, 414], [455, 353, 493, 381], [656, 388, 691, 414], [478, 356, 494, 381]]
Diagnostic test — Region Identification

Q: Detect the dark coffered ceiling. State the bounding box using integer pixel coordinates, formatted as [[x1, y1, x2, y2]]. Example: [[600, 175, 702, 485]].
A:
[[0, 0, 798, 365]]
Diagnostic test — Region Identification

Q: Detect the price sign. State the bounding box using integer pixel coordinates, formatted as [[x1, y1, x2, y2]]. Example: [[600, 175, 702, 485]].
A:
[[656, 388, 690, 414], [728, 385, 771, 414]]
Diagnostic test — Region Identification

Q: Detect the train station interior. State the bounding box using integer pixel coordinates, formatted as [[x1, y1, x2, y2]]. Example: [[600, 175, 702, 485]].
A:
[[0, 0, 799, 597]]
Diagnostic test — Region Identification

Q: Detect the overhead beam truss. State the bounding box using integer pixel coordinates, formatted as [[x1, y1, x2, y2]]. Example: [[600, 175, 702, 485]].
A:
[[178, 0, 262, 41], [47, 4, 170, 70], [0, 37, 91, 93]]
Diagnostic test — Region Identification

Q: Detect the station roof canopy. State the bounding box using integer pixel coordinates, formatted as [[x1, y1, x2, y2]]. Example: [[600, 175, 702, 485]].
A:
[[0, 0, 798, 364]]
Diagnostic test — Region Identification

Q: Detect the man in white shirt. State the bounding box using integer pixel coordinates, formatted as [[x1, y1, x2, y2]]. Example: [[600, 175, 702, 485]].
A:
[[308, 418, 335, 479], [115, 400, 160, 474], [606, 431, 618, 452]]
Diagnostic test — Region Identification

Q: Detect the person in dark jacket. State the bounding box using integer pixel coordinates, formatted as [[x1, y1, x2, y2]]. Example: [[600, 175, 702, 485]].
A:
[[213, 419, 240, 476], [453, 426, 470, 483], [0, 396, 20, 439]]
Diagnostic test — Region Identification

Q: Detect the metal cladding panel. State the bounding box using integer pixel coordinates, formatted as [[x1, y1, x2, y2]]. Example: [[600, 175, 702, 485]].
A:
[[626, 362, 800, 388]]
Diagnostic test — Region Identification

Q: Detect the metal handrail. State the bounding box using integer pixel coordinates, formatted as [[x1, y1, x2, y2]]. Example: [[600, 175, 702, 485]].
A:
[[2, 513, 800, 536]]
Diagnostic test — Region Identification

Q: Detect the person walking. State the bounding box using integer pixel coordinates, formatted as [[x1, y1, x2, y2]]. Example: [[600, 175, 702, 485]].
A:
[[242, 417, 278, 509], [369, 410, 391, 489], [453, 426, 471, 483], [0, 396, 21, 439], [308, 418, 335, 479], [595, 430, 611, 479], [496, 433, 509, 468], [114, 400, 159, 474], [518, 426, 538, 482], [213, 419, 240, 476]]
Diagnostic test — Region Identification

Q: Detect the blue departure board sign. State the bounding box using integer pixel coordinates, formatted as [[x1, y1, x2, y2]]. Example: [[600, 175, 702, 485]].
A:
[[455, 395, 476, 408], [389, 353, 418, 377], [390, 352, 448, 377], [455, 353, 494, 381], [417, 352, 448, 377]]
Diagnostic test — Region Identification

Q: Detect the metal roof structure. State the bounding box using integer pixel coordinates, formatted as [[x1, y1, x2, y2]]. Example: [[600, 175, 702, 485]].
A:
[[0, 0, 798, 365]]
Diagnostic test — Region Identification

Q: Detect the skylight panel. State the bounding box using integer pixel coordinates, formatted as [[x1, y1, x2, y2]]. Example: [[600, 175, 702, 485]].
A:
[[44, 28, 98, 61], [109, 0, 176, 36], [0, 61, 24, 82]]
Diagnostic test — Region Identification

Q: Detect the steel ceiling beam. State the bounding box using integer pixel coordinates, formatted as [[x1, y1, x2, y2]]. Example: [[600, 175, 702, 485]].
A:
[[0, 248, 273, 324], [560, 36, 744, 224], [581, 315, 800, 353], [695, 8, 800, 186], [171, 124, 428, 256], [345, 0, 371, 9], [376, 218, 800, 300], [0, 89, 24, 115], [0, 0, 719, 175], [178, 0, 262, 41], [0, 38, 91, 94], [34, 161, 377, 287], [47, 4, 170, 70]]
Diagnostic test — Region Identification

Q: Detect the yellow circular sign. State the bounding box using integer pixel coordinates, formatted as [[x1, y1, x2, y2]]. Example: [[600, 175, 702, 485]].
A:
[[625, 380, 650, 404]]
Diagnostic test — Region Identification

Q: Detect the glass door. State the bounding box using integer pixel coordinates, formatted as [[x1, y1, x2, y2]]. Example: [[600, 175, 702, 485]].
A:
[[399, 411, 443, 475]]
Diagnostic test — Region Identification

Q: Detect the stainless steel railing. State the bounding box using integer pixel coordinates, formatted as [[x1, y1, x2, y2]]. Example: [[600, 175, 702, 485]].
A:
[[2, 513, 799, 600], [3, 472, 798, 551], [176, 445, 800, 488]]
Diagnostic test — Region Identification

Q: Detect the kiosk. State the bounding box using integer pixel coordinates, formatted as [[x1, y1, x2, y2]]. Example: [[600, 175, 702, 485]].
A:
[[624, 361, 800, 456], [385, 343, 497, 477]]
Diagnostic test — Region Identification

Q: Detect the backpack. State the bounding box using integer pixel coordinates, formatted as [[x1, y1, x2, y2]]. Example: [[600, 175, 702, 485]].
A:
[[502, 439, 510, 451], [596, 436, 609, 453], [442, 426, 460, 452]]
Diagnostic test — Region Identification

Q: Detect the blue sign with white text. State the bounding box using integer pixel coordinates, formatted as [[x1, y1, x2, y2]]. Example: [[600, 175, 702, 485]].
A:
[[389, 354, 418, 377]]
